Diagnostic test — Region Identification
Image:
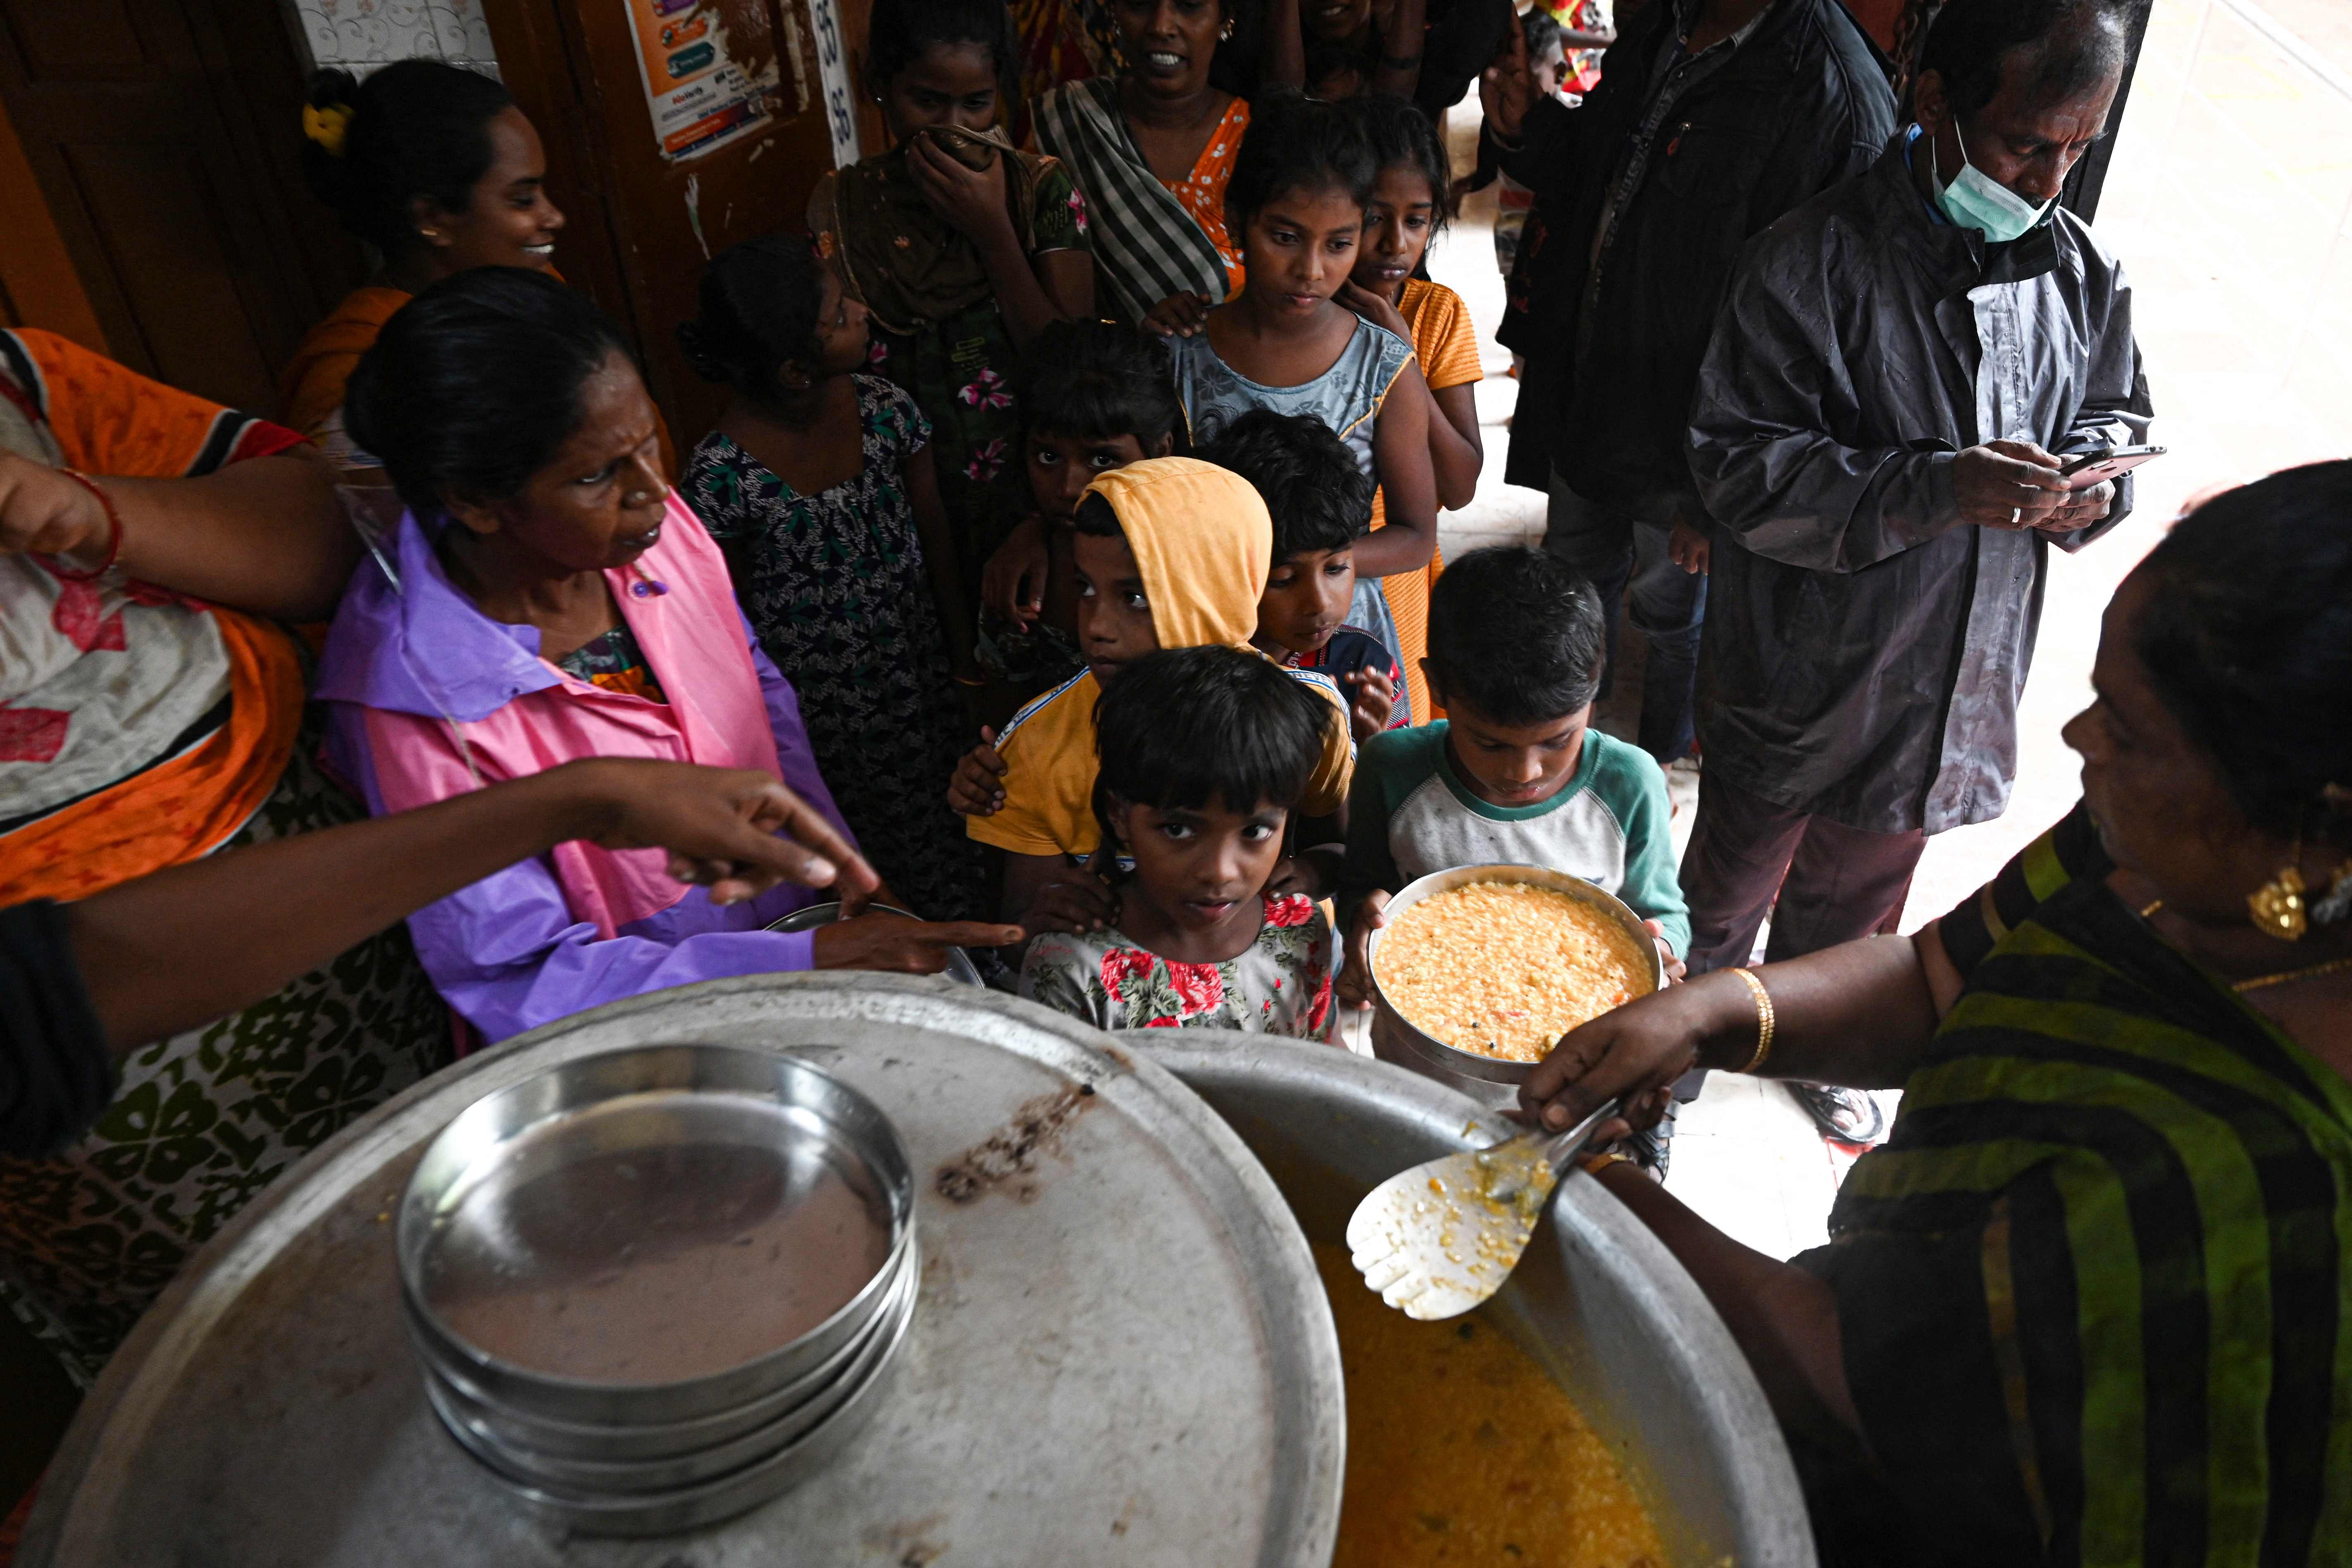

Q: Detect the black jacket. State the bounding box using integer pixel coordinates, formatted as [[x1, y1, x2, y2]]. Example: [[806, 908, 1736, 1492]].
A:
[[1494, 0, 1896, 518], [1687, 138, 2150, 833]]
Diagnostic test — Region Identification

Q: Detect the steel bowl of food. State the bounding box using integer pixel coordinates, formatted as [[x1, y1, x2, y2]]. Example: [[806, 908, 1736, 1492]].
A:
[[1365, 863, 1666, 1109]]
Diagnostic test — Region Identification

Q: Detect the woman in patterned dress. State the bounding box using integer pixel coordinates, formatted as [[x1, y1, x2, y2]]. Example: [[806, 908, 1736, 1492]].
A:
[[1033, 0, 1251, 330], [0, 329, 448, 1389], [680, 236, 986, 921]]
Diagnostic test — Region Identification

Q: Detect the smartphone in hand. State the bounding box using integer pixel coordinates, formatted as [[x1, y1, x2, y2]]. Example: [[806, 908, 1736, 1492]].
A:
[[2058, 444, 2166, 490]]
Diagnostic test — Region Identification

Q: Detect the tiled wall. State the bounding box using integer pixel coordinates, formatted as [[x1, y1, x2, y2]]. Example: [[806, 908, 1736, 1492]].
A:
[[288, 0, 503, 77]]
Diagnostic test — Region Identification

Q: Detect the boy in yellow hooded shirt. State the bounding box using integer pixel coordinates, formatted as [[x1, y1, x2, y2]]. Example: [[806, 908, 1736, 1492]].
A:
[[949, 458, 1355, 932]]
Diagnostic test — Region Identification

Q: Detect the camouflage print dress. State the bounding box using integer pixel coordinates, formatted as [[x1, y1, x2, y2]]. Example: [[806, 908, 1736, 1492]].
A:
[[0, 728, 449, 1385]]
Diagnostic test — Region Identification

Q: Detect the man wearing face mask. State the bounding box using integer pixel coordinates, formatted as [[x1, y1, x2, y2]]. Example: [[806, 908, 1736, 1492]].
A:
[[1677, 0, 2152, 1141]]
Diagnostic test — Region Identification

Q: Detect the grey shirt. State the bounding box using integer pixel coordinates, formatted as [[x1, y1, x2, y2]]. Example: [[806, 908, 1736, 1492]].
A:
[[1687, 131, 2153, 834]]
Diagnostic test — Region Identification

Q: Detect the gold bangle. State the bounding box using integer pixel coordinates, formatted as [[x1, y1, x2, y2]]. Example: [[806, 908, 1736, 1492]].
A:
[[1579, 1150, 1634, 1176], [1729, 967, 1775, 1074]]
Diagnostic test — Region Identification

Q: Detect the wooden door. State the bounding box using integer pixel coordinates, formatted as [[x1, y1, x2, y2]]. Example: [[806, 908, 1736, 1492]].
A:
[[0, 0, 363, 413], [484, 0, 842, 450]]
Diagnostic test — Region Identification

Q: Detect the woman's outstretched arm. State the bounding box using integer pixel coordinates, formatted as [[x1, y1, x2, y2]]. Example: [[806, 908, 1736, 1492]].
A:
[[1520, 927, 1953, 1138], [66, 759, 875, 1059]]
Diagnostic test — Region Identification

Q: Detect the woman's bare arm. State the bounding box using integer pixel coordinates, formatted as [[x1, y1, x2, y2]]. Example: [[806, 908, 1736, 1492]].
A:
[[1370, 0, 1429, 98], [0, 447, 361, 621], [1265, 0, 1306, 89], [1520, 929, 1951, 1136], [905, 441, 979, 672], [68, 760, 874, 1059], [1587, 1162, 1860, 1437]]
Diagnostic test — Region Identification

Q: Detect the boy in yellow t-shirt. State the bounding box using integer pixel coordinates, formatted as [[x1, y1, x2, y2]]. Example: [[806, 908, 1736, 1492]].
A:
[[947, 458, 1354, 934]]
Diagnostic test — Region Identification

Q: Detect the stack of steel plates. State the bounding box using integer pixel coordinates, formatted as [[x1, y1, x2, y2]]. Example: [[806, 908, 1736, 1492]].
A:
[[394, 1044, 918, 1536]]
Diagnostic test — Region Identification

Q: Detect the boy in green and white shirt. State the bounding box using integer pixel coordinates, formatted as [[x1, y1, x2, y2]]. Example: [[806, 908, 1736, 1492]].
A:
[[1338, 547, 1689, 1001]]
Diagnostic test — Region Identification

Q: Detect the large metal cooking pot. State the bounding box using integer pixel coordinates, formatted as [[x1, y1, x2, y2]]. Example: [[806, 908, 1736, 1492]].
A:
[[20, 977, 1810, 1566], [1135, 1032, 1816, 1568]]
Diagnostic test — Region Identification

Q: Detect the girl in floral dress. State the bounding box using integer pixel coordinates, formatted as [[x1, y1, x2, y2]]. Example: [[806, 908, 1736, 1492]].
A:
[[807, 0, 1094, 666], [680, 235, 986, 921], [1020, 646, 1337, 1039]]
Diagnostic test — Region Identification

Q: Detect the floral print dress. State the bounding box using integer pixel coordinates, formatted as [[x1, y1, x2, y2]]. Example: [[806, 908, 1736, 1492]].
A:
[[1020, 891, 1337, 1040], [684, 377, 984, 921]]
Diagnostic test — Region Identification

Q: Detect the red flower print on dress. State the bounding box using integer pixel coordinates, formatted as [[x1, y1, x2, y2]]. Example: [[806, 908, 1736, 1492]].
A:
[[1100, 948, 1154, 1003], [0, 704, 69, 764], [49, 580, 125, 653], [1166, 961, 1224, 1018], [1307, 972, 1333, 1036], [957, 367, 1012, 411], [964, 438, 1008, 482], [1263, 892, 1315, 928], [1067, 189, 1089, 236], [1143, 1016, 1179, 1027]]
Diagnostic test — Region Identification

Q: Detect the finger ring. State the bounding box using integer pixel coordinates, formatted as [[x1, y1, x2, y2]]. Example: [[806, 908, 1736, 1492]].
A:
[[2009, 507, 2021, 525]]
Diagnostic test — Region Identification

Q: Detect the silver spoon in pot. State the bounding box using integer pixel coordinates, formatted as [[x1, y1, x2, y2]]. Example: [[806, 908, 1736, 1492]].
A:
[[1344, 1100, 1620, 1320]]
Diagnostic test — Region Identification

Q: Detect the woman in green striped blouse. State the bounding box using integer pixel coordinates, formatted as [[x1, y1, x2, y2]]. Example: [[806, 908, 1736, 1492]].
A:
[[1521, 460, 2352, 1567]]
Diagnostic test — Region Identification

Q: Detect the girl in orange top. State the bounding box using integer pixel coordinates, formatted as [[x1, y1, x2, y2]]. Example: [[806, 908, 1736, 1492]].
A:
[[281, 60, 576, 467], [1342, 94, 1483, 724]]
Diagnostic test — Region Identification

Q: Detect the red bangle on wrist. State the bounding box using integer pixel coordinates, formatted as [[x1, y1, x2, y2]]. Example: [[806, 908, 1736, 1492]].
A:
[[46, 469, 125, 582]]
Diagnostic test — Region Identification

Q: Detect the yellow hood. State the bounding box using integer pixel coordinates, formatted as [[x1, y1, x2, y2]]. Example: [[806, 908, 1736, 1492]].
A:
[[1084, 457, 1270, 651]]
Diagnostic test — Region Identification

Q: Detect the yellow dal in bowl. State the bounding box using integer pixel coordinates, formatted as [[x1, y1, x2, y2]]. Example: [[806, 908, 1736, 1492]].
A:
[[1376, 881, 1652, 1063], [1320, 1244, 1664, 1567]]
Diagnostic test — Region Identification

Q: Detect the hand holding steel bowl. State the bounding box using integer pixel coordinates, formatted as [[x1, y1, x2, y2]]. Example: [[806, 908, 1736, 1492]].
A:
[[1364, 864, 1666, 1111]]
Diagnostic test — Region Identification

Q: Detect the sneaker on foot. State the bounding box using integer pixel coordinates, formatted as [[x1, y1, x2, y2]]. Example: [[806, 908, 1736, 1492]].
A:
[[1786, 1082, 1886, 1146]]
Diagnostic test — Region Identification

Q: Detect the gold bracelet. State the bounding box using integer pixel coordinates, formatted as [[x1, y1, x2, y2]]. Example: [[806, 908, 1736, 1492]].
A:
[[1579, 1150, 1634, 1176], [1729, 967, 1775, 1074]]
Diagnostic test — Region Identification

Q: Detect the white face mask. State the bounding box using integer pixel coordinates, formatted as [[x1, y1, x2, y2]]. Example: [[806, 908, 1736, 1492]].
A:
[[1933, 120, 2053, 243]]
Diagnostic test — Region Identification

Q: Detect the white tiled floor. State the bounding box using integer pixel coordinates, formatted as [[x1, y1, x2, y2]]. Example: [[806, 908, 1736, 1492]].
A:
[[1417, 2, 2352, 1258]]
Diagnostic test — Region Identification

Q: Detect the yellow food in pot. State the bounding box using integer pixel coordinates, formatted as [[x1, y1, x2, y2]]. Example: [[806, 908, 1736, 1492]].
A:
[[1377, 880, 1651, 1062], [1319, 1244, 1664, 1568]]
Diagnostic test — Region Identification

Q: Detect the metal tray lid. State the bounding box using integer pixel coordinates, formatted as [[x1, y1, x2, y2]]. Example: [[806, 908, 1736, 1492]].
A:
[[21, 976, 1342, 1567]]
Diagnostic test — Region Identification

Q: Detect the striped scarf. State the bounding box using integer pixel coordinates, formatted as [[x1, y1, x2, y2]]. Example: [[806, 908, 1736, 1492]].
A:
[[1812, 805, 2352, 1565], [1032, 78, 1231, 326]]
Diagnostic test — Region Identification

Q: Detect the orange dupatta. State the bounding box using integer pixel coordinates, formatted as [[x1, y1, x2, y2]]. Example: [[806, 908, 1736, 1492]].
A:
[[0, 607, 305, 903]]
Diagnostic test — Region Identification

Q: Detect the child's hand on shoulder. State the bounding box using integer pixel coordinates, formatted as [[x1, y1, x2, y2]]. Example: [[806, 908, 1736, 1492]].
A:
[[1025, 855, 1120, 935], [947, 727, 1008, 816], [1264, 855, 1323, 901], [1142, 291, 1214, 338], [982, 518, 1049, 627], [1336, 281, 1410, 341], [1342, 667, 1396, 741], [1644, 919, 1687, 984], [1338, 889, 1390, 1010]]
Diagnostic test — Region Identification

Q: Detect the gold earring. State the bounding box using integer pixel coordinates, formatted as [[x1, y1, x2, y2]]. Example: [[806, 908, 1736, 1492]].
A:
[[2250, 863, 2311, 941], [1220, 18, 1235, 38]]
